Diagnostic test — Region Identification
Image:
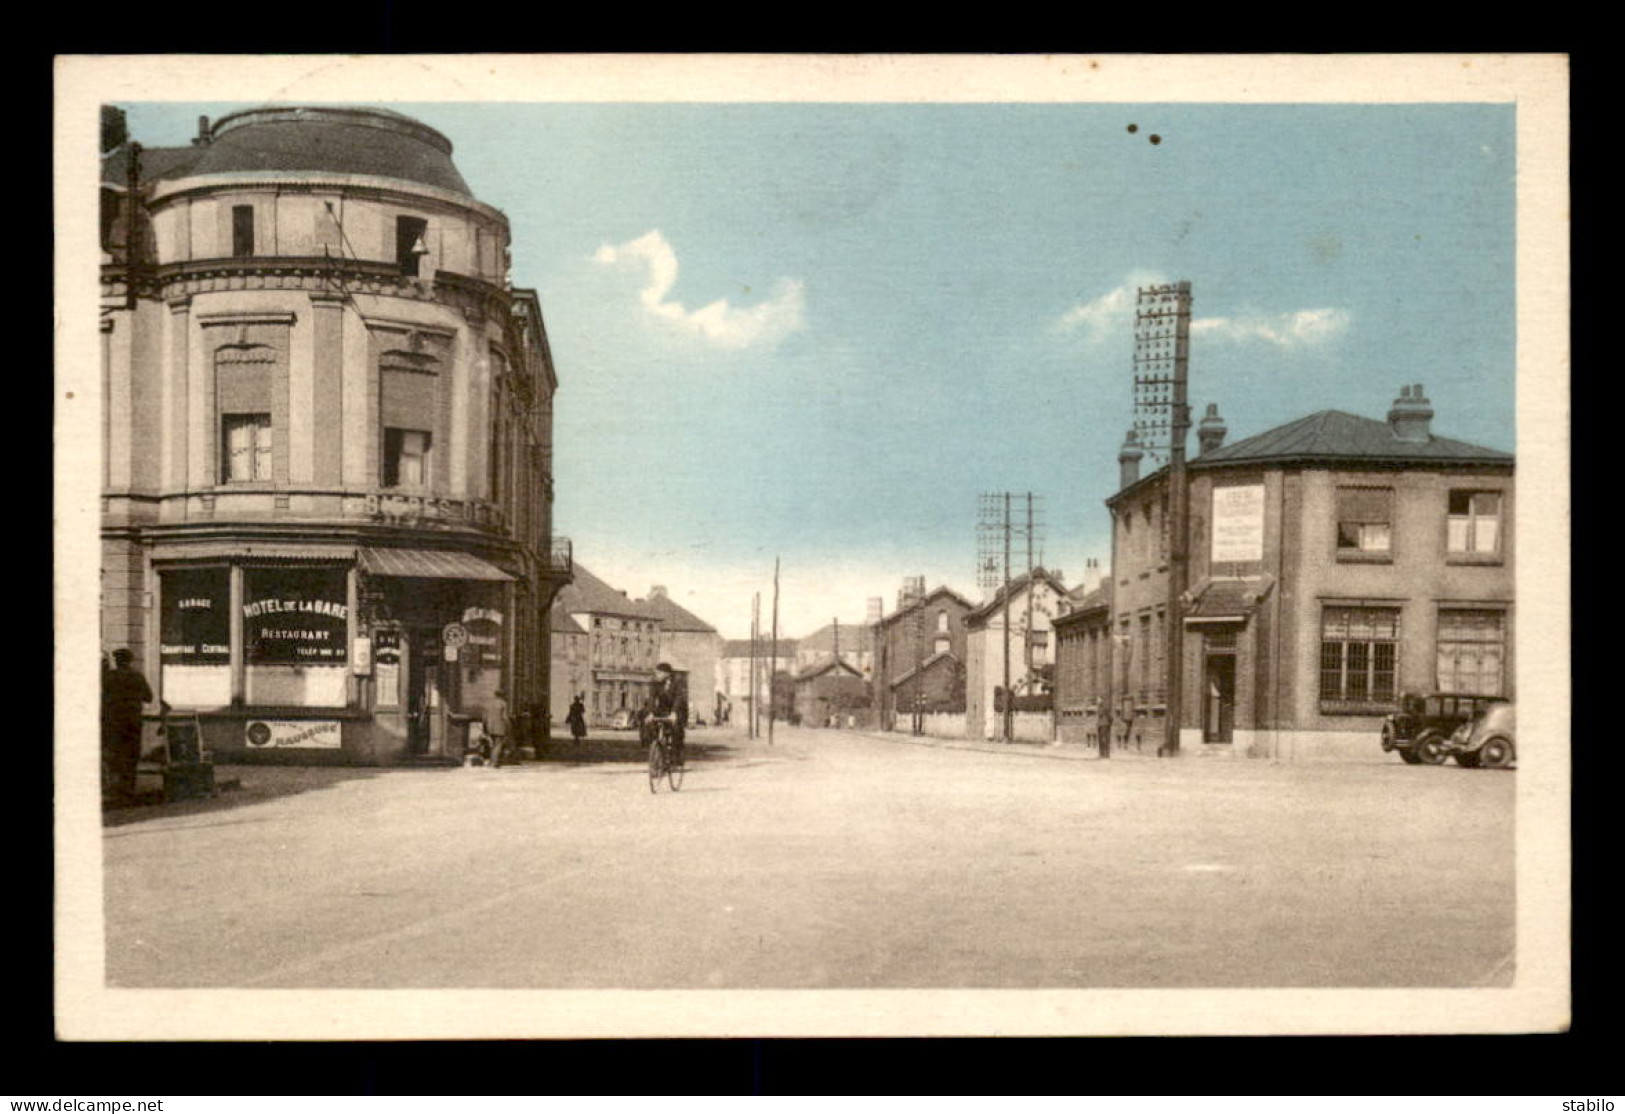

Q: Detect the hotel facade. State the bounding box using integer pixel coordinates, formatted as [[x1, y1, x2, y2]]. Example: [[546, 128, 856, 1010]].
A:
[[99, 106, 571, 764]]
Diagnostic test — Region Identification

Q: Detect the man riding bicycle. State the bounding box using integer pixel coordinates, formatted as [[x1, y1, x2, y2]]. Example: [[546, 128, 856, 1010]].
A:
[[641, 662, 688, 768]]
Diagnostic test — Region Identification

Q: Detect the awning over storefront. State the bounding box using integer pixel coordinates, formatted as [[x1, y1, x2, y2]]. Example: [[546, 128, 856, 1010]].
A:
[[151, 541, 356, 564], [358, 547, 514, 581]]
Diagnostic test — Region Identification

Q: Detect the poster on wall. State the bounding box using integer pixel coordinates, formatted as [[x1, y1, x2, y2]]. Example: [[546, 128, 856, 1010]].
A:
[[159, 567, 231, 665], [1211, 483, 1265, 564], [245, 720, 342, 749], [243, 566, 349, 665], [462, 604, 504, 667]]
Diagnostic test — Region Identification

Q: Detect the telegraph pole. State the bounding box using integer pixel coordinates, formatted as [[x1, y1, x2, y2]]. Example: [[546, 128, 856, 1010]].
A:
[[1002, 492, 1013, 743], [749, 592, 760, 739], [1165, 295, 1192, 757], [1025, 491, 1035, 682], [1133, 281, 1194, 758], [769, 557, 780, 746]]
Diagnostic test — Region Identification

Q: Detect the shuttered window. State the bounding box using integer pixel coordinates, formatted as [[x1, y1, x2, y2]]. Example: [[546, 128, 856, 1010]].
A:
[[1436, 610, 1506, 695]]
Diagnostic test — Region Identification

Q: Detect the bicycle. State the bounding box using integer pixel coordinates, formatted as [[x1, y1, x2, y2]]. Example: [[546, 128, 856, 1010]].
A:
[[646, 717, 685, 793]]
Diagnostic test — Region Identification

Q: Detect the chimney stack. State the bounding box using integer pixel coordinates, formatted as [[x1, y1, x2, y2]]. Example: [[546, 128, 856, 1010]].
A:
[[1197, 403, 1228, 455], [648, 585, 668, 600], [192, 115, 211, 146], [866, 597, 883, 625], [1387, 383, 1434, 443], [1118, 429, 1145, 489]]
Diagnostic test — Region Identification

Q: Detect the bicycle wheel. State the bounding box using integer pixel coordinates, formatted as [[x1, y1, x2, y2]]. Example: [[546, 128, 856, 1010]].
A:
[[667, 746, 685, 792], [647, 740, 664, 793]]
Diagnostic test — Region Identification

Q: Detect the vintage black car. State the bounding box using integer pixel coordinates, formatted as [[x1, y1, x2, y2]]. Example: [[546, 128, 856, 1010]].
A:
[[1380, 692, 1504, 765]]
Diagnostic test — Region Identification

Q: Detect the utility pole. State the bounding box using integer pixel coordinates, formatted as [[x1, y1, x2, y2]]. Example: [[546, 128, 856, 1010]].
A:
[[1165, 293, 1192, 758], [912, 579, 924, 736], [1133, 281, 1193, 758], [1025, 490, 1035, 684], [769, 557, 780, 746], [749, 592, 760, 739], [1002, 492, 1013, 743]]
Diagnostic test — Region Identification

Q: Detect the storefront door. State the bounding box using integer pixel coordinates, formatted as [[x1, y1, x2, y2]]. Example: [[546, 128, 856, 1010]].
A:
[[405, 626, 435, 755], [1204, 654, 1236, 744]]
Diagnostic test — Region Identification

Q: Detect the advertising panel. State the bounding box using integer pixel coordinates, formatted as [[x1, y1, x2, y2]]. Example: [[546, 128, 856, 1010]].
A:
[[1211, 483, 1265, 564], [244, 720, 343, 749], [159, 567, 231, 665]]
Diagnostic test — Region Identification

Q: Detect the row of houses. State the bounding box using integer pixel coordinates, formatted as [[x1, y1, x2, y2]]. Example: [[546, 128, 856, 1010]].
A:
[[808, 385, 1512, 762]]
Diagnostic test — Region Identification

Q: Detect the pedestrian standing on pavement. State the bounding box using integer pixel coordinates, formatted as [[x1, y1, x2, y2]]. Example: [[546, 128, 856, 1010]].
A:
[[567, 694, 587, 743], [102, 648, 155, 807], [485, 689, 510, 768]]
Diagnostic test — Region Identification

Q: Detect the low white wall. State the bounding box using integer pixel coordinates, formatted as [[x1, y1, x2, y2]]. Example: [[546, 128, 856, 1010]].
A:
[[891, 713, 965, 738], [1179, 727, 1395, 762], [1011, 712, 1054, 742]]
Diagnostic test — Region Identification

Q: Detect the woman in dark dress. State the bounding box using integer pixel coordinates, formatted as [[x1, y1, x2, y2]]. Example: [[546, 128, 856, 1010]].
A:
[[566, 694, 587, 742]]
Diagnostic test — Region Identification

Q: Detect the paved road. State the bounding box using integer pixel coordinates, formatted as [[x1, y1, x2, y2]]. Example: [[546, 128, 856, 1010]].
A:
[[104, 726, 1514, 989]]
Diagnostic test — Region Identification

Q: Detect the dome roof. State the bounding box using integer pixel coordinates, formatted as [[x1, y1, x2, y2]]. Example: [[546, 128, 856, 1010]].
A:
[[185, 106, 472, 196]]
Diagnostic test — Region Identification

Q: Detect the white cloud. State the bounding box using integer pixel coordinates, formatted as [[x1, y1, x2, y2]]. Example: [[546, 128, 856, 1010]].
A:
[[592, 230, 807, 351], [1191, 307, 1351, 348], [1055, 273, 1349, 350], [1053, 270, 1166, 340]]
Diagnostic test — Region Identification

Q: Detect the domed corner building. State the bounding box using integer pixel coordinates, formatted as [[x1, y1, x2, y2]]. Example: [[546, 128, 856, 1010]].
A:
[[99, 105, 573, 764]]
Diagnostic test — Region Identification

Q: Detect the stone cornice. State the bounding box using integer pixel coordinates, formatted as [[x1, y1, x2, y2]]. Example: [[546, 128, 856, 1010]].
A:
[[102, 258, 512, 326]]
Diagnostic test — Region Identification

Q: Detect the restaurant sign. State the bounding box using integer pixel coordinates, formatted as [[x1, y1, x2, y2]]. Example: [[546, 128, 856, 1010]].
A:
[[244, 567, 349, 665], [245, 720, 342, 749]]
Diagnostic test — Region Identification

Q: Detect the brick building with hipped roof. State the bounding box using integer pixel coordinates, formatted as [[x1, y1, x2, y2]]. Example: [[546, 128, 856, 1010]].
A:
[[1061, 386, 1513, 760]]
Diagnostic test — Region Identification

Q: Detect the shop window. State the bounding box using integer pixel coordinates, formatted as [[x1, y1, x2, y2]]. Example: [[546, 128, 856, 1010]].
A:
[[158, 567, 232, 707], [231, 205, 254, 257], [1336, 487, 1392, 556], [1436, 609, 1506, 695], [1448, 491, 1502, 556], [243, 565, 349, 708], [222, 414, 273, 483], [383, 428, 432, 488], [396, 216, 428, 276], [1319, 606, 1401, 713]]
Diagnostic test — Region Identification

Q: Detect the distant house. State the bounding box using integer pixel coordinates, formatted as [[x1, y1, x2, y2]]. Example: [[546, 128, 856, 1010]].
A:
[[963, 568, 1069, 741], [641, 586, 722, 723], [550, 565, 663, 726], [793, 620, 874, 680], [716, 637, 798, 727], [871, 583, 974, 731], [1052, 579, 1114, 747], [793, 657, 869, 728]]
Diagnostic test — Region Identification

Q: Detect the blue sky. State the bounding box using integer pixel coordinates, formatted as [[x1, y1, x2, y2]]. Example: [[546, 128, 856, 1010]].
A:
[[122, 102, 1516, 638]]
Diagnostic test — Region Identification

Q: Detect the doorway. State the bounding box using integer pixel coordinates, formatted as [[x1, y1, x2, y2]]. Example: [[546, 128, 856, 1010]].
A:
[[1203, 653, 1236, 744], [405, 626, 439, 755]]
